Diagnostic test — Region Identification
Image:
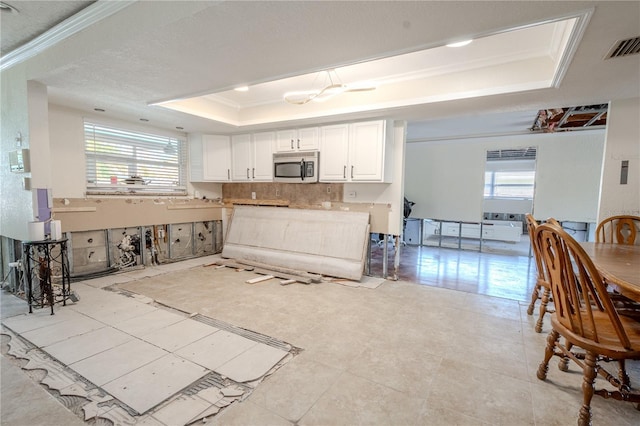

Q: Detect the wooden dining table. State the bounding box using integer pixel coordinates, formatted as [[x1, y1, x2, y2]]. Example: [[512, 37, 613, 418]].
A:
[[580, 242, 640, 302]]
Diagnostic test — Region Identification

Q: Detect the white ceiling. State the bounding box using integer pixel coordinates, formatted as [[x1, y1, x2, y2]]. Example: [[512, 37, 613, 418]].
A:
[[1, 1, 639, 141]]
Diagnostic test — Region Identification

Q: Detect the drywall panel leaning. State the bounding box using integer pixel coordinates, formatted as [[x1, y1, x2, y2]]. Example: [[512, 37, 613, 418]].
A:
[[222, 206, 370, 281]]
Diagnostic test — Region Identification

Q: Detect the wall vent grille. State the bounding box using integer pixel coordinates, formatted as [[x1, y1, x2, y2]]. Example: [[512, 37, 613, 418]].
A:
[[606, 37, 640, 58], [487, 147, 537, 161]]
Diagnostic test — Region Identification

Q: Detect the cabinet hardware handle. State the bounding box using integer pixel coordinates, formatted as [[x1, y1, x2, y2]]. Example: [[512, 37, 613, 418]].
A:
[[252, 168, 255, 179], [351, 165, 354, 179], [343, 166, 346, 179], [297, 138, 300, 149], [246, 168, 250, 179], [290, 139, 294, 150], [227, 169, 230, 180]]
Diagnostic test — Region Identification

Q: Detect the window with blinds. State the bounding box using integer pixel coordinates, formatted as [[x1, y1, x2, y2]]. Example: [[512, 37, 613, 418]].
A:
[[484, 147, 536, 200], [84, 122, 187, 195]]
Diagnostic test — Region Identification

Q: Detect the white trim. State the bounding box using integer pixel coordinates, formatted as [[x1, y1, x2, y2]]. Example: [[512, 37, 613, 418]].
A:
[[550, 9, 594, 88], [0, 0, 135, 71]]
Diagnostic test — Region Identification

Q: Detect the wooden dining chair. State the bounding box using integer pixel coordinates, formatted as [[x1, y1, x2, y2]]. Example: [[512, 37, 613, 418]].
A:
[[534, 223, 640, 426], [525, 214, 553, 333], [595, 215, 640, 245]]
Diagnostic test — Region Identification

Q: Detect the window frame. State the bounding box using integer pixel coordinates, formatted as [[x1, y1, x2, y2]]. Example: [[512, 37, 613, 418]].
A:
[[84, 121, 188, 196], [484, 169, 536, 200]]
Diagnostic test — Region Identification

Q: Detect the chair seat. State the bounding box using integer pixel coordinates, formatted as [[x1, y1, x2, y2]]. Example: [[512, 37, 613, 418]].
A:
[[551, 312, 640, 359]]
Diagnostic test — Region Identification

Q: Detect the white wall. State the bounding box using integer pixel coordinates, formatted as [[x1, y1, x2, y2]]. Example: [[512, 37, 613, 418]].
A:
[[405, 138, 486, 222], [405, 130, 606, 223], [533, 131, 604, 222], [598, 97, 640, 220], [0, 65, 51, 241], [47, 104, 217, 199]]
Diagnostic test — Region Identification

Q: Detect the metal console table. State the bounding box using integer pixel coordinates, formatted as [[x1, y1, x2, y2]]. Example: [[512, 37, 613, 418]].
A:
[[22, 238, 71, 314]]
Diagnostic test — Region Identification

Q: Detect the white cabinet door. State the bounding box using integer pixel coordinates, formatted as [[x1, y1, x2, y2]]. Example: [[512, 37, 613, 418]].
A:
[[276, 129, 296, 152], [189, 134, 204, 182], [231, 134, 252, 181], [319, 124, 349, 181], [275, 127, 319, 152], [349, 120, 385, 181], [297, 127, 319, 151], [252, 131, 274, 181], [202, 135, 231, 181]]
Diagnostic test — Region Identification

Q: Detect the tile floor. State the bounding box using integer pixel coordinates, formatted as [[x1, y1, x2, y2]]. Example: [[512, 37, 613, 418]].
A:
[[2, 250, 640, 425]]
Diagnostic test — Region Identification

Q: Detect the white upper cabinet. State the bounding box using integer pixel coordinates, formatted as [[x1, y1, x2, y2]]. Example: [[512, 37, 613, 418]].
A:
[[231, 132, 274, 181], [202, 134, 231, 181], [349, 120, 386, 181], [319, 124, 349, 181], [319, 120, 393, 183], [252, 131, 275, 181], [276, 127, 319, 152], [231, 134, 252, 181], [189, 134, 204, 182]]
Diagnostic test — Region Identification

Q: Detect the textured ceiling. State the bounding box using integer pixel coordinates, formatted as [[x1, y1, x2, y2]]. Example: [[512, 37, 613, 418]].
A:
[[1, 1, 639, 140], [0, 0, 95, 56]]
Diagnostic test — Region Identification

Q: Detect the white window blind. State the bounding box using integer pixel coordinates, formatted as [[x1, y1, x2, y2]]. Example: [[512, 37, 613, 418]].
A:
[[484, 170, 536, 199], [84, 122, 187, 195]]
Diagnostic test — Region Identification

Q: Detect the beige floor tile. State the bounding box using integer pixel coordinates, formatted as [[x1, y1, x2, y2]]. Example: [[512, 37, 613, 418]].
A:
[[140, 318, 219, 352], [112, 308, 185, 336], [248, 354, 343, 422], [102, 354, 208, 414], [453, 309, 524, 343], [175, 329, 257, 370], [44, 326, 133, 364], [346, 340, 443, 397], [215, 342, 288, 383], [151, 394, 212, 426], [70, 298, 158, 326], [2, 307, 81, 333], [70, 338, 168, 385], [210, 400, 292, 426], [417, 404, 491, 425], [294, 322, 372, 371], [21, 316, 105, 348], [443, 331, 529, 381], [425, 359, 534, 425], [463, 292, 523, 320], [299, 371, 424, 425]]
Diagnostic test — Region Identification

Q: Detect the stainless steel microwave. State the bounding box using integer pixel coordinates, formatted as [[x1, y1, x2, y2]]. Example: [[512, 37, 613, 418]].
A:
[[273, 151, 319, 183]]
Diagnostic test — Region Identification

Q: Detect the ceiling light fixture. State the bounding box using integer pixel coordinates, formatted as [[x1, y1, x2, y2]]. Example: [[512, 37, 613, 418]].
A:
[[284, 69, 376, 105], [446, 39, 473, 48], [234, 86, 249, 92]]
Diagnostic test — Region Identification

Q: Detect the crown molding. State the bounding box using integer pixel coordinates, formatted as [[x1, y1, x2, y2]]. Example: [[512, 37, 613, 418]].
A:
[[0, 0, 135, 72]]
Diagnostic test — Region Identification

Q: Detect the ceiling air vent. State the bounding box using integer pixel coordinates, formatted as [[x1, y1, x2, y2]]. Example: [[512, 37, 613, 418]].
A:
[[605, 37, 640, 59]]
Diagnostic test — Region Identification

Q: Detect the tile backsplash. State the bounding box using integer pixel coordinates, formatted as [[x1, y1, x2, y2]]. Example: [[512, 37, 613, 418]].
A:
[[222, 182, 343, 206]]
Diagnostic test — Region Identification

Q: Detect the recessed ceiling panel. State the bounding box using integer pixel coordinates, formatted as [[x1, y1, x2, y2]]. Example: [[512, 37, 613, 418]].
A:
[[154, 15, 585, 127]]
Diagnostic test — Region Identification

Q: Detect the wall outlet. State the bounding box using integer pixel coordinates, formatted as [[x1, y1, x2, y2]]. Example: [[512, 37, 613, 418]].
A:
[[347, 191, 356, 198], [251, 192, 256, 200], [327, 186, 331, 193], [275, 189, 280, 197]]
